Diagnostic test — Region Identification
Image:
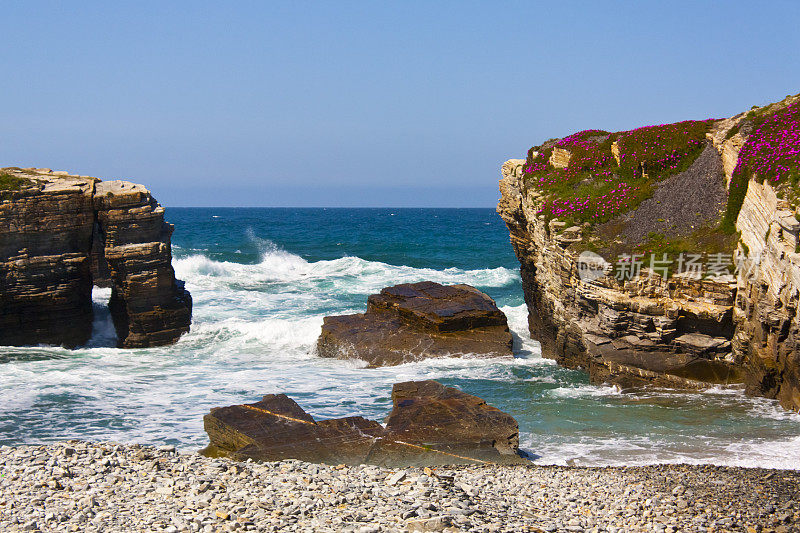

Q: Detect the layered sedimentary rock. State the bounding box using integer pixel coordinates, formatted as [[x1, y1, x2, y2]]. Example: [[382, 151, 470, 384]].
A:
[[202, 380, 526, 466], [498, 159, 740, 389], [732, 179, 800, 410], [0, 174, 96, 347], [94, 180, 192, 347], [202, 393, 386, 465], [317, 281, 513, 367], [0, 167, 191, 348], [497, 94, 800, 410], [367, 380, 522, 466]]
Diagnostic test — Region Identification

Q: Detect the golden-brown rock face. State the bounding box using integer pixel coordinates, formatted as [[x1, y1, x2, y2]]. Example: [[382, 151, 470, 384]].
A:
[[497, 94, 800, 411], [497, 161, 741, 389], [732, 179, 800, 411], [0, 167, 191, 348]]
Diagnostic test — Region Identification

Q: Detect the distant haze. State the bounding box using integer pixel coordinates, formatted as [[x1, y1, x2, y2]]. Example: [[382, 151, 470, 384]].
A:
[[2, 1, 799, 207]]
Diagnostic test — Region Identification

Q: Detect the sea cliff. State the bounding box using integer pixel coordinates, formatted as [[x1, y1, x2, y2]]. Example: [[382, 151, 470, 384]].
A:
[[497, 94, 800, 411], [0, 167, 191, 348]]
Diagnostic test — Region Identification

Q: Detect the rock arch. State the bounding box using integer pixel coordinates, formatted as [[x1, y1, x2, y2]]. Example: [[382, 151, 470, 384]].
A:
[[0, 168, 191, 348]]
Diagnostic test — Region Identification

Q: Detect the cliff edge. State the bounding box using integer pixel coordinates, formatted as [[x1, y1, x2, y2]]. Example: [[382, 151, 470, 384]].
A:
[[497, 94, 800, 411], [0, 167, 192, 348]]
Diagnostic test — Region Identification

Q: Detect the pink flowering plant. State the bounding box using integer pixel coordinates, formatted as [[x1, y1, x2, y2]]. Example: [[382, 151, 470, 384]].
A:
[[523, 120, 713, 229], [723, 102, 800, 230], [523, 130, 615, 189], [614, 120, 713, 178], [523, 120, 714, 228], [538, 182, 637, 221]]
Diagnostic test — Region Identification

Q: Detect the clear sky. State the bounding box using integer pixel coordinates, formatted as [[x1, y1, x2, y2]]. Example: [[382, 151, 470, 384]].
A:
[[2, 1, 799, 207]]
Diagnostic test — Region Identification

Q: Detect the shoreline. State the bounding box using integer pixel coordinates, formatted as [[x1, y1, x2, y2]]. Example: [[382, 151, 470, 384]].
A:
[[1, 441, 798, 532]]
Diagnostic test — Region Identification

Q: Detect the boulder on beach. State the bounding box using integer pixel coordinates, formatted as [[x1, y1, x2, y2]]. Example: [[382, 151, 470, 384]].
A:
[[316, 281, 513, 367], [202, 393, 386, 465], [368, 380, 523, 466], [202, 380, 528, 467]]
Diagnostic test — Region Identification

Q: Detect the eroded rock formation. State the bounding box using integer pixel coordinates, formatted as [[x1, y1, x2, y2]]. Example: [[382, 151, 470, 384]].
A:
[[733, 179, 800, 410], [497, 94, 800, 410], [202, 380, 527, 466], [317, 281, 513, 367], [0, 167, 191, 348], [498, 156, 740, 389]]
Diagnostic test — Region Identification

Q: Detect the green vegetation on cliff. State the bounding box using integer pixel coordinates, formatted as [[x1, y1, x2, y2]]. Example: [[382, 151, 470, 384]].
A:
[[0, 172, 32, 200], [522, 118, 743, 263], [722, 98, 800, 231], [524, 120, 714, 228]]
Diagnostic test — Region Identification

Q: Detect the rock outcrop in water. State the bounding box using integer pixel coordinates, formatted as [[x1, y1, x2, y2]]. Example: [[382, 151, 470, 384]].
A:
[[202, 380, 527, 466], [497, 94, 800, 411], [0, 167, 191, 348], [316, 281, 513, 366]]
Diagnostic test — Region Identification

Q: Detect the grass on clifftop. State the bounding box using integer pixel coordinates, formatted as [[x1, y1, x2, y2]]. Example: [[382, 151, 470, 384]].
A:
[[523, 120, 715, 228], [521, 95, 800, 269], [722, 100, 800, 231], [0, 172, 32, 200]]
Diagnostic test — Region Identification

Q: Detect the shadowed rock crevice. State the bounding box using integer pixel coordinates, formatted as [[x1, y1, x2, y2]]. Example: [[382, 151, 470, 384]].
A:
[[0, 168, 191, 349]]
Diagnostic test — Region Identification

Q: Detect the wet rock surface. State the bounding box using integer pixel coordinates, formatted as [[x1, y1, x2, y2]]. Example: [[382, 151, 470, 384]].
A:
[[317, 282, 513, 367], [2, 440, 798, 532], [0, 167, 191, 348], [203, 380, 526, 467]]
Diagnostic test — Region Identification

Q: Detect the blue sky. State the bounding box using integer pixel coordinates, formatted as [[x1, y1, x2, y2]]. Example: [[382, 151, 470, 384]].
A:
[[2, 1, 799, 207]]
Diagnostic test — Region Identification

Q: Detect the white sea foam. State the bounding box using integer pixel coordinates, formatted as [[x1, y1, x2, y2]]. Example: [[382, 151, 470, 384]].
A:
[[2, 239, 800, 469], [547, 384, 623, 399], [522, 432, 800, 470], [173, 244, 518, 290], [85, 287, 117, 348]]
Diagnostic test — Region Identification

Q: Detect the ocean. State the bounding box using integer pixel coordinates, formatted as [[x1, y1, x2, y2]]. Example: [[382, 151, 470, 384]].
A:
[[1, 207, 799, 468]]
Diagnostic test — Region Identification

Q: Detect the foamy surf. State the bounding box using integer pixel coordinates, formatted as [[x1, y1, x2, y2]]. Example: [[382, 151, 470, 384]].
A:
[[1, 209, 799, 470]]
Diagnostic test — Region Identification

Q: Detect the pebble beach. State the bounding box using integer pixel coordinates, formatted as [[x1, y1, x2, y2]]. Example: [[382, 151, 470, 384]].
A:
[[1, 441, 798, 532]]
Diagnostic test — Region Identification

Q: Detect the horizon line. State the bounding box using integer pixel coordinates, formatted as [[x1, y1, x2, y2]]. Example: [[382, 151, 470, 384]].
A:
[[166, 205, 502, 209]]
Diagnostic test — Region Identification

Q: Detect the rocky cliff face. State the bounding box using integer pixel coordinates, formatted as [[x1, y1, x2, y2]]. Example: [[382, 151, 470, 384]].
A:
[[0, 167, 191, 348], [733, 179, 800, 410], [497, 95, 800, 411]]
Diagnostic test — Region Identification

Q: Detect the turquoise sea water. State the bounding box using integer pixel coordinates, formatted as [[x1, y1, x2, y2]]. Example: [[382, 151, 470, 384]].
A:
[[1, 208, 799, 468]]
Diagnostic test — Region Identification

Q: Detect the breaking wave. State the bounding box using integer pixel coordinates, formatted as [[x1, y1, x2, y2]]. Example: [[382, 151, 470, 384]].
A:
[[1, 216, 799, 470]]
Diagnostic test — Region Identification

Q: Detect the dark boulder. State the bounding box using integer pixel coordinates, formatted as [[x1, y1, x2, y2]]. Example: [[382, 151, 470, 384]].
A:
[[202, 380, 528, 467], [317, 281, 513, 367], [367, 380, 524, 466], [202, 394, 386, 465]]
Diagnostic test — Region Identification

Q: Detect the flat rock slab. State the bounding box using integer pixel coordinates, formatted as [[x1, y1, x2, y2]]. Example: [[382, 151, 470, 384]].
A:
[[203, 394, 385, 465], [203, 380, 528, 467], [317, 281, 513, 367]]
